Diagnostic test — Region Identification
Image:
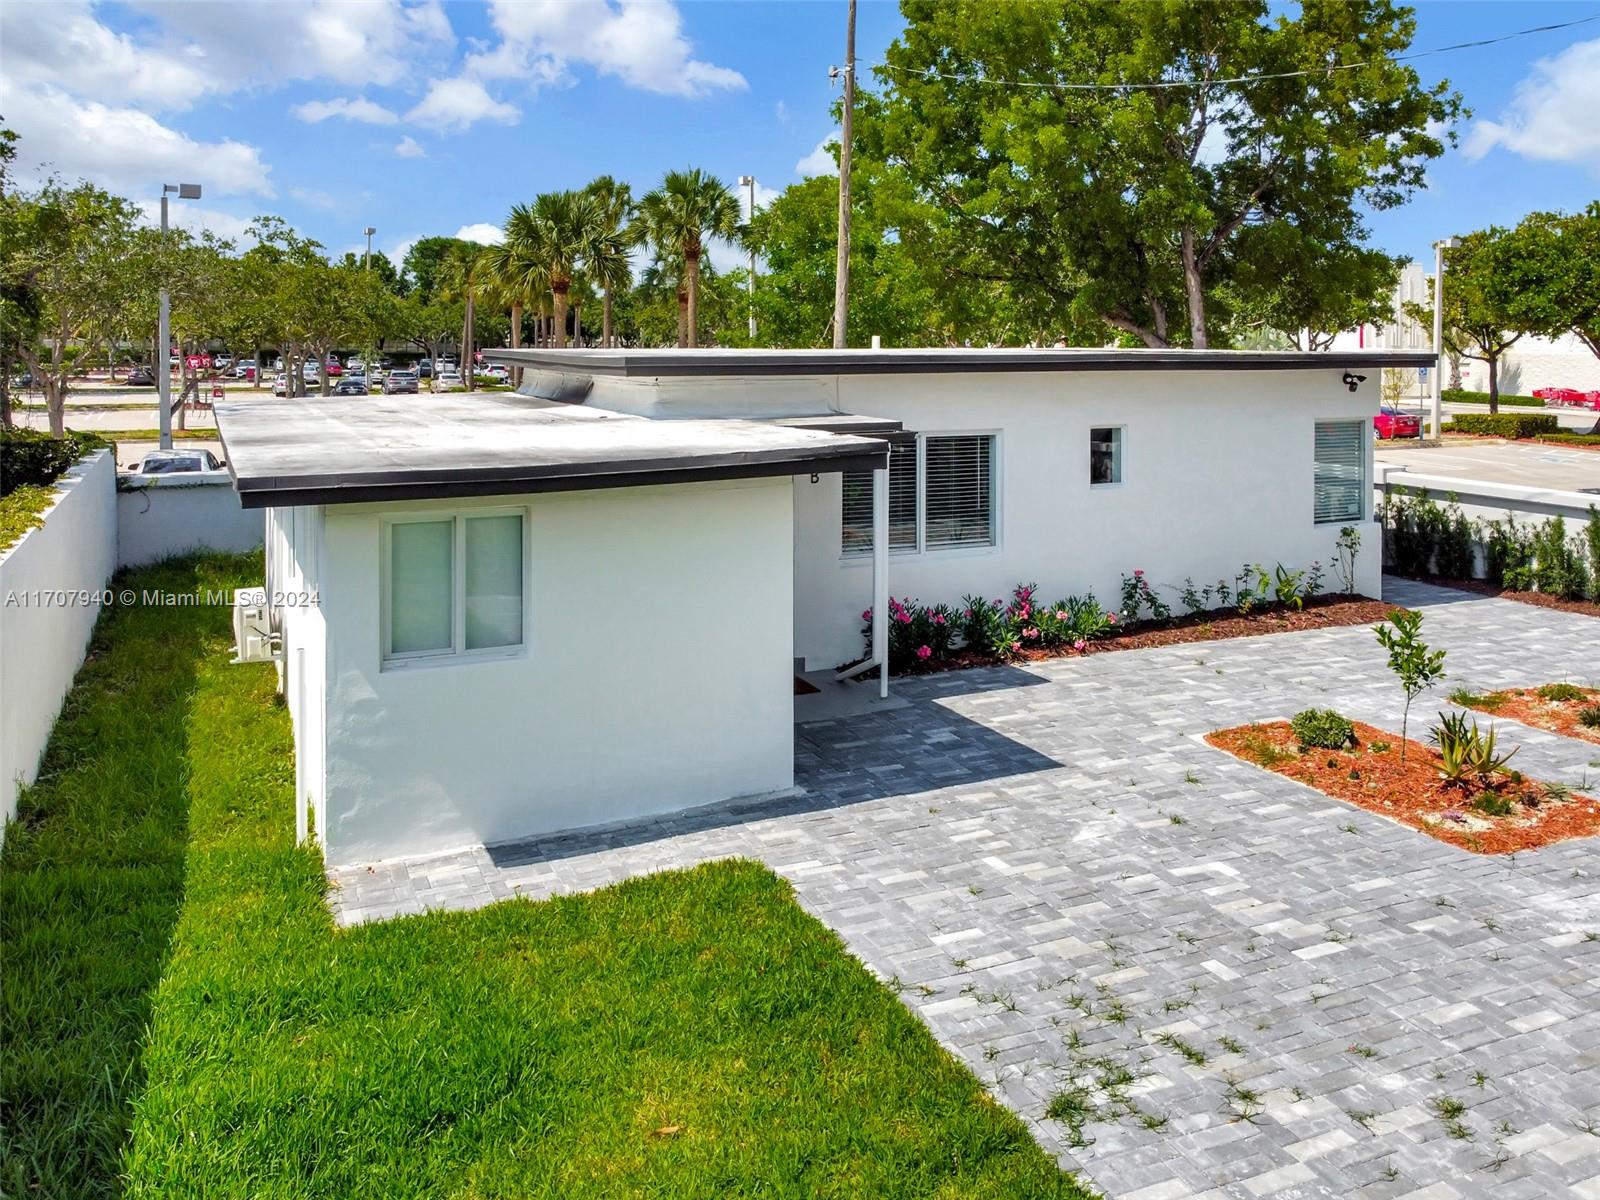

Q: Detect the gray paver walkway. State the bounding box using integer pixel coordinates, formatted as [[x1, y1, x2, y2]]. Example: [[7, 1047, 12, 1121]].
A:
[[331, 579, 1600, 1199]]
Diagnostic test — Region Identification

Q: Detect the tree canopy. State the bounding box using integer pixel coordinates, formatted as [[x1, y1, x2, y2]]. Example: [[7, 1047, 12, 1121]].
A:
[[866, 0, 1462, 348]]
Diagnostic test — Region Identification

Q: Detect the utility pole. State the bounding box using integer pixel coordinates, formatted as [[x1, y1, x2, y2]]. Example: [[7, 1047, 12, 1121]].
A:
[[1429, 236, 1460, 440], [739, 175, 758, 340], [157, 182, 201, 449], [831, 0, 856, 350], [364, 226, 376, 388]]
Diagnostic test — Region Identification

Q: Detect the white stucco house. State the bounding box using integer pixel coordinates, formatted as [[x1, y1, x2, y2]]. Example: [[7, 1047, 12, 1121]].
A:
[[215, 346, 1429, 868]]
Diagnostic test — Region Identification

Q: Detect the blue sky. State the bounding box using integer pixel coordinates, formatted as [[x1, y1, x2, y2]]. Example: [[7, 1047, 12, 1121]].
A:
[[3, 0, 1597, 275]]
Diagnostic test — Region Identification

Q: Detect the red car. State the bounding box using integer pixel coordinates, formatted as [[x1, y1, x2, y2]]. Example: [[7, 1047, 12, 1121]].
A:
[[1374, 404, 1421, 439], [325, 357, 343, 377]]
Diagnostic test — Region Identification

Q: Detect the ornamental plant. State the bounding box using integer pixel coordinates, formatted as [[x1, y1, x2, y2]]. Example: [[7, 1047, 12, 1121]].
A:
[[1290, 709, 1355, 751], [1374, 609, 1447, 762]]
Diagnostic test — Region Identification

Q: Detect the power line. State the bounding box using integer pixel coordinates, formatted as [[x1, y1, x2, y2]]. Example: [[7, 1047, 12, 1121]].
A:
[[872, 10, 1600, 92]]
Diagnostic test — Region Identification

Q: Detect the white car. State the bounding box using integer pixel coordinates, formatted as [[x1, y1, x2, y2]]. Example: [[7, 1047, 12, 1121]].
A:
[[130, 449, 225, 475], [213, 353, 234, 370], [347, 358, 366, 374], [431, 370, 466, 393], [481, 364, 509, 382]]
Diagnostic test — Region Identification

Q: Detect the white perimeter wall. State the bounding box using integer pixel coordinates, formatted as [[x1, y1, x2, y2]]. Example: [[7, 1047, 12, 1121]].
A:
[[314, 477, 795, 866], [118, 476, 264, 569], [266, 503, 329, 844], [794, 370, 1383, 668], [0, 450, 117, 823]]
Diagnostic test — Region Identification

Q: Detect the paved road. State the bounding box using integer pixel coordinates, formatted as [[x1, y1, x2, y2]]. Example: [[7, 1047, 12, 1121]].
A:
[[336, 580, 1600, 1199], [1377, 439, 1600, 494]]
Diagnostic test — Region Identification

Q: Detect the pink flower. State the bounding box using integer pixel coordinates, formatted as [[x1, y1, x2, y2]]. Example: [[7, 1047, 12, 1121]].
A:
[[1056, 609, 1069, 620], [1134, 569, 1144, 577], [962, 608, 973, 618], [932, 613, 946, 625], [1018, 603, 1031, 618], [1073, 638, 1087, 652], [861, 608, 873, 621], [993, 599, 1003, 608], [916, 645, 932, 660], [1106, 612, 1118, 624], [897, 612, 912, 624]]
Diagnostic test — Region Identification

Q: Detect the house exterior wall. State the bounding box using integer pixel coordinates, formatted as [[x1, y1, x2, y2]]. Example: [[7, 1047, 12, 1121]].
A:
[[790, 369, 1382, 669], [0, 450, 117, 826], [313, 477, 795, 867], [265, 503, 329, 841]]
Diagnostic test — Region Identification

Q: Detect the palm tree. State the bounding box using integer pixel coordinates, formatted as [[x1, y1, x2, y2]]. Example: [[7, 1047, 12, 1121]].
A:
[[584, 176, 635, 348], [440, 244, 489, 391], [480, 239, 548, 384], [502, 191, 604, 350], [568, 273, 599, 347], [634, 169, 740, 348]]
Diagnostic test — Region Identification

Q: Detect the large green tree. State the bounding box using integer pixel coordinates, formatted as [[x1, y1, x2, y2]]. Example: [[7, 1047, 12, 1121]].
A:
[[634, 170, 741, 348], [0, 180, 139, 433], [583, 175, 636, 348], [402, 236, 477, 304], [869, 0, 1461, 348], [501, 191, 605, 350]]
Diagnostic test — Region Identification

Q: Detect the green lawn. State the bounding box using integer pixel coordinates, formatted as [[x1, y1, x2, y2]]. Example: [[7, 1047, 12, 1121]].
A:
[[2, 554, 1091, 1200]]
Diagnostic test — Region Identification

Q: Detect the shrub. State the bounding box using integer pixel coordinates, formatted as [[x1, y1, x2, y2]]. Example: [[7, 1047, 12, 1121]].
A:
[[1484, 517, 1535, 591], [0, 427, 109, 498], [1290, 709, 1355, 750], [1444, 413, 1560, 438], [1470, 791, 1516, 818], [1531, 516, 1591, 600], [1588, 506, 1600, 601], [1579, 705, 1600, 729], [1536, 683, 1587, 703], [1534, 431, 1600, 447], [0, 483, 56, 553], [1118, 571, 1171, 624], [1440, 388, 1545, 408]]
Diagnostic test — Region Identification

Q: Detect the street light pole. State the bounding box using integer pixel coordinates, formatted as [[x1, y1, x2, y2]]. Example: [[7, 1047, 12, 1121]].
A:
[[1429, 236, 1460, 440], [363, 226, 376, 386], [738, 176, 757, 340], [157, 182, 201, 450]]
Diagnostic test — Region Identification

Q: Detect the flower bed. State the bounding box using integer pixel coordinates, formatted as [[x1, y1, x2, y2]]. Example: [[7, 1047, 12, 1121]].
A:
[[1451, 684, 1600, 745], [863, 564, 1398, 676], [1207, 719, 1600, 854]]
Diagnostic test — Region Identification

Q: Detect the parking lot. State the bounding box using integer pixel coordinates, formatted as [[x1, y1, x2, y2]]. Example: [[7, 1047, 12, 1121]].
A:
[[1376, 438, 1600, 494]]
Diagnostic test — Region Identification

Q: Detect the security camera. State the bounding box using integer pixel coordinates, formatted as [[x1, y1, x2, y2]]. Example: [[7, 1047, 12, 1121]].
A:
[[1341, 371, 1366, 392]]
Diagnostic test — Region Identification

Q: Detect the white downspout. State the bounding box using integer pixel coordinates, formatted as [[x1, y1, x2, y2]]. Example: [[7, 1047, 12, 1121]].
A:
[[873, 462, 889, 699]]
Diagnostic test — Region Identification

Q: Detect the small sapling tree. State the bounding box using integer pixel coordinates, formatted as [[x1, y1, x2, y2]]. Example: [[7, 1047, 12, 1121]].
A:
[[1374, 609, 1446, 762]]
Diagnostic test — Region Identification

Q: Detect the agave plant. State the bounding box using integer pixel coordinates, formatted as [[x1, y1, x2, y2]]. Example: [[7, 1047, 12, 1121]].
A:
[[1430, 711, 1474, 785]]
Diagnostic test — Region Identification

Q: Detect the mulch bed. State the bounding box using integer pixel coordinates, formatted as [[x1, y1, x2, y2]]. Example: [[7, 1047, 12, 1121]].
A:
[[1454, 685, 1600, 745], [1207, 720, 1600, 854], [885, 595, 1404, 678], [1390, 574, 1600, 619]]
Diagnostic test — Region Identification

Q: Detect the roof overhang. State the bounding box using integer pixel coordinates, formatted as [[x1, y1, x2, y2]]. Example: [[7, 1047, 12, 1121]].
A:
[[215, 393, 886, 510], [482, 346, 1439, 379]]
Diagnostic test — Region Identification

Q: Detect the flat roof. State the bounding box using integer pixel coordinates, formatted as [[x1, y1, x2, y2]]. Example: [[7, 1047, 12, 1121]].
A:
[[214, 392, 887, 509], [482, 346, 1438, 379]]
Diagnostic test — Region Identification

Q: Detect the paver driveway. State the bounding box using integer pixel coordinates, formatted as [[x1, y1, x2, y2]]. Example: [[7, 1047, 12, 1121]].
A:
[[333, 580, 1600, 1199]]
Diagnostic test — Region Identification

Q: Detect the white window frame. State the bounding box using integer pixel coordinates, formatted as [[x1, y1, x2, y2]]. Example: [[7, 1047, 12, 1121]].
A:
[[841, 430, 1002, 561], [1088, 424, 1125, 489], [1312, 419, 1369, 525], [380, 506, 531, 669]]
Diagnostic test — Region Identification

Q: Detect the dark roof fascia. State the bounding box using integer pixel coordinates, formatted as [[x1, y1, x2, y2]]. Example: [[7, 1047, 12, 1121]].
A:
[[232, 446, 887, 510], [480, 347, 1440, 379]]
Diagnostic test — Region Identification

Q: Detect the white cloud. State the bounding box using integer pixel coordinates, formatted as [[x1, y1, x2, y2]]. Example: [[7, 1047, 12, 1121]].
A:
[[133, 200, 258, 244], [289, 186, 340, 210], [1, 81, 274, 198], [292, 96, 399, 125], [796, 134, 839, 177], [468, 0, 746, 97], [394, 135, 427, 158], [405, 78, 519, 131], [775, 99, 790, 124], [454, 222, 505, 244], [1462, 38, 1600, 172]]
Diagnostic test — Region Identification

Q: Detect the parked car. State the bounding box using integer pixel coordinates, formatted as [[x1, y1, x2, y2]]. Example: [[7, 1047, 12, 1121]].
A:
[[272, 372, 290, 397], [481, 363, 509, 382], [125, 366, 155, 386], [324, 358, 343, 377], [213, 353, 234, 370], [1374, 405, 1421, 440], [131, 449, 224, 475], [333, 377, 368, 396], [347, 358, 366, 375], [382, 370, 419, 395], [431, 370, 466, 393], [233, 359, 257, 379], [301, 362, 320, 382], [416, 358, 433, 378]]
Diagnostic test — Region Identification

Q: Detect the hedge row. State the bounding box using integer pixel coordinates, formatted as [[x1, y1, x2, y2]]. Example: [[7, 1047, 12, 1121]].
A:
[[1444, 413, 1560, 438], [1441, 388, 1545, 408], [1536, 431, 1600, 447], [0, 427, 109, 498]]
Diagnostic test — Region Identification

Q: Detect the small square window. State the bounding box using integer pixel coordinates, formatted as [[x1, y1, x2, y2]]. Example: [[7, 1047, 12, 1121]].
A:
[[385, 511, 525, 665], [1090, 427, 1122, 486]]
